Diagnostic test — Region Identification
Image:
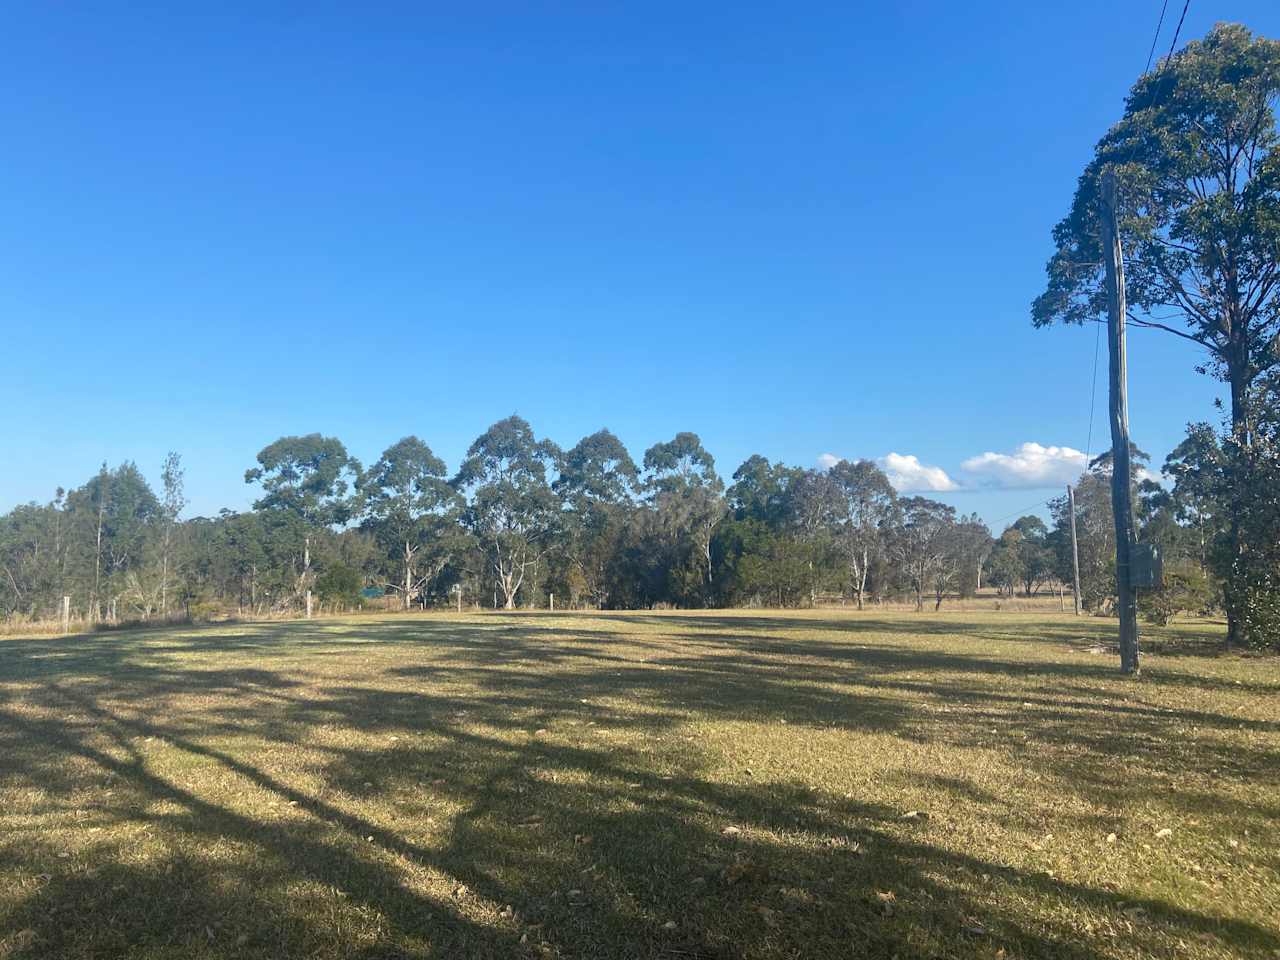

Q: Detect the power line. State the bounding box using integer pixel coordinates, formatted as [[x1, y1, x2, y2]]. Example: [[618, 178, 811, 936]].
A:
[[1081, 0, 1186, 474], [989, 495, 1060, 530], [1165, 0, 1191, 64], [1145, 0, 1170, 73], [1089, 0, 1173, 478], [991, 325, 1100, 532], [1014, 2, 1184, 537], [1084, 317, 1103, 464]]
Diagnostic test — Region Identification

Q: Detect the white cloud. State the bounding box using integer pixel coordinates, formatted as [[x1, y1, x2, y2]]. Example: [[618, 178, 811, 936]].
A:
[[1137, 465, 1163, 485], [818, 441, 1161, 495], [961, 442, 1087, 489], [879, 452, 958, 492]]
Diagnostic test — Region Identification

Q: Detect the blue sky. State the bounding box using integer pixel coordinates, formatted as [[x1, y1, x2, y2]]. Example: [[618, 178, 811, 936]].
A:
[[3, 2, 1278, 528]]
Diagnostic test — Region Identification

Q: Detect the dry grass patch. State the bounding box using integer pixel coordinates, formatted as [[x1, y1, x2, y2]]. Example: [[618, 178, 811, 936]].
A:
[[0, 609, 1276, 959]]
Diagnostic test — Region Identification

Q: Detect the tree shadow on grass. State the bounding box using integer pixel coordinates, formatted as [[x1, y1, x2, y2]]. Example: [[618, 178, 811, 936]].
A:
[[0, 613, 1276, 958], [4, 682, 1275, 960]]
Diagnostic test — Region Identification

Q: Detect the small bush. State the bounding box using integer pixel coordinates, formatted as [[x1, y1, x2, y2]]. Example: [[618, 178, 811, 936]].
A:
[[316, 564, 363, 609], [1139, 568, 1213, 626]]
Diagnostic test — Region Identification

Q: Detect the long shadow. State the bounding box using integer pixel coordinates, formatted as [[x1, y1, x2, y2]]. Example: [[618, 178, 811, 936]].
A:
[[0, 612, 1276, 958]]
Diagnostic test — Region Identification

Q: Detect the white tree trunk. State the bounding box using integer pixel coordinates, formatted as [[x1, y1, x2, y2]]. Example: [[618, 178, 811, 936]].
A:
[[303, 536, 313, 619], [404, 541, 413, 611]]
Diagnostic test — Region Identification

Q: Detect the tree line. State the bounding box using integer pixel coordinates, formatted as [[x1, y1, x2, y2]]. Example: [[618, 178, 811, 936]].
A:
[[0, 420, 990, 622], [4, 404, 1278, 652]]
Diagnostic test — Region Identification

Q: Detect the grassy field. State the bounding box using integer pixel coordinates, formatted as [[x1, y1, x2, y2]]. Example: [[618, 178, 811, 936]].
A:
[[0, 611, 1276, 960]]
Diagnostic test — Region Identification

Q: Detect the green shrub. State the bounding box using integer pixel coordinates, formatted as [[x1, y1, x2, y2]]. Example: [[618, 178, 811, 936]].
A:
[[316, 563, 363, 609], [1138, 567, 1212, 626]]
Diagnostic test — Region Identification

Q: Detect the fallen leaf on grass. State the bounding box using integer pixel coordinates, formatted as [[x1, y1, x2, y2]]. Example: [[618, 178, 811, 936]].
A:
[[1155, 828, 1173, 839]]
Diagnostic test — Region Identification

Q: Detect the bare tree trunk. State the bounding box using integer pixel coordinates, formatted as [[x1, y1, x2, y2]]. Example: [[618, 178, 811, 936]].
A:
[[857, 555, 868, 611], [404, 541, 413, 611], [304, 536, 313, 619], [1225, 363, 1248, 650], [93, 495, 105, 622], [161, 535, 169, 618]]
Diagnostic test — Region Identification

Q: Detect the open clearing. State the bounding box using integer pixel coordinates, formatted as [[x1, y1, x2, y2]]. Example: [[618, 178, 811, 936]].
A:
[[0, 610, 1276, 960]]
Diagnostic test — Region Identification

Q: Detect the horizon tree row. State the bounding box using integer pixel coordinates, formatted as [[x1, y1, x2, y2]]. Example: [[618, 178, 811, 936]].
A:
[[4, 404, 1279, 649], [0, 417, 994, 621]]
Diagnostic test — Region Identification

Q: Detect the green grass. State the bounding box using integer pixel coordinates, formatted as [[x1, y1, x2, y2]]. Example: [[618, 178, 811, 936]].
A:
[[0, 610, 1276, 959]]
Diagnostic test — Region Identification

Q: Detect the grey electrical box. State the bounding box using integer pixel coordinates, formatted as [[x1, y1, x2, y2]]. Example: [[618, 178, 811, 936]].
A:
[[1131, 543, 1163, 589]]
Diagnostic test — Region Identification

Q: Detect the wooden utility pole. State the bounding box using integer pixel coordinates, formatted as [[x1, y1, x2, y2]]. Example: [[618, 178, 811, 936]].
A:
[[1100, 169, 1139, 675], [1067, 484, 1082, 616]]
